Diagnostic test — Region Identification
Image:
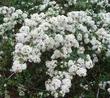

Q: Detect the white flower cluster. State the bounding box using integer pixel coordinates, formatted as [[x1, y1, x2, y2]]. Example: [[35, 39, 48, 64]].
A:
[[45, 54, 93, 97], [0, 6, 27, 35], [12, 11, 100, 97], [11, 6, 110, 97], [45, 71, 72, 98], [98, 12, 110, 27], [96, 12, 110, 56], [41, 1, 63, 16]]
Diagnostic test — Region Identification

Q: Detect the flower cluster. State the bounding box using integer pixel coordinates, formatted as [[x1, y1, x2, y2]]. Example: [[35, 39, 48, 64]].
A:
[[11, 8, 110, 97], [0, 6, 27, 35]]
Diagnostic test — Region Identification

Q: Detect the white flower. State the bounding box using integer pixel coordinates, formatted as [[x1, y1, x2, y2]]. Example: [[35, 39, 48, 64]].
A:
[[62, 78, 71, 87], [68, 60, 74, 67], [85, 60, 93, 69], [21, 63, 27, 70], [15, 43, 23, 53], [51, 50, 63, 59], [68, 64, 78, 75], [76, 68, 87, 77], [16, 33, 27, 43], [52, 78, 61, 90], [21, 45, 32, 56], [19, 26, 30, 33], [12, 13, 18, 19], [65, 34, 79, 48], [61, 85, 70, 93], [46, 60, 57, 69], [78, 24, 88, 33], [16, 9, 23, 15], [12, 61, 26, 72], [77, 58, 85, 66], [55, 34, 63, 43], [22, 13, 28, 19], [3, 18, 9, 22]]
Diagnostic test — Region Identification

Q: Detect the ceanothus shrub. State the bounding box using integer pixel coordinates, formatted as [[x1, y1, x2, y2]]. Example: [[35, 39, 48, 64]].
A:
[[0, 0, 110, 98], [11, 11, 110, 98]]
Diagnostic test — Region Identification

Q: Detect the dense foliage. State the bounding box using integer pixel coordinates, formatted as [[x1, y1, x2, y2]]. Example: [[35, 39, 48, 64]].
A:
[[0, 0, 110, 98]]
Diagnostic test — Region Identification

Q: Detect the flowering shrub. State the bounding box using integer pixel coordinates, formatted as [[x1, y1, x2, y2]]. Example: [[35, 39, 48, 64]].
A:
[[0, 0, 110, 98]]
